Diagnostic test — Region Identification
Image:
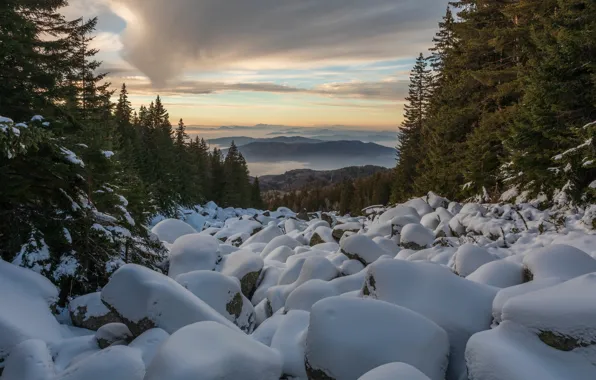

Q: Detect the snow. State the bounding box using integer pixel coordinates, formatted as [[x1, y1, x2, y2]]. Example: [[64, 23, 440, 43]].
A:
[[220, 249, 264, 297], [95, 323, 132, 348], [400, 223, 434, 249], [241, 225, 282, 247], [270, 309, 310, 378], [101, 264, 239, 335], [363, 259, 497, 380], [404, 198, 433, 217], [54, 345, 145, 380], [251, 313, 285, 346], [168, 233, 221, 278], [1, 339, 55, 380], [101, 150, 114, 158], [145, 321, 282, 380], [358, 362, 431, 380], [340, 234, 388, 265], [284, 279, 340, 312], [260, 235, 302, 258], [176, 270, 255, 332], [60, 147, 84, 167], [305, 296, 449, 380], [128, 328, 169, 366], [377, 206, 420, 225], [466, 321, 596, 380], [452, 244, 496, 276], [150, 218, 196, 244], [68, 292, 112, 325], [466, 259, 524, 288], [265, 245, 295, 263], [522, 244, 596, 281]]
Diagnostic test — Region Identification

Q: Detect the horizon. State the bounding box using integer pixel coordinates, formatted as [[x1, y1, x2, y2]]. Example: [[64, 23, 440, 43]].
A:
[[61, 0, 450, 130]]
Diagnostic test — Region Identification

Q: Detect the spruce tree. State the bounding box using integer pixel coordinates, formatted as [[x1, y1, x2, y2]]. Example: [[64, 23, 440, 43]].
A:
[[251, 177, 264, 209], [391, 54, 432, 202], [222, 142, 251, 207]]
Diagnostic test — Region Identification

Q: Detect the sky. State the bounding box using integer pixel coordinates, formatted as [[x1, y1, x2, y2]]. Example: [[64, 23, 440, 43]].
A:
[[62, 0, 449, 131]]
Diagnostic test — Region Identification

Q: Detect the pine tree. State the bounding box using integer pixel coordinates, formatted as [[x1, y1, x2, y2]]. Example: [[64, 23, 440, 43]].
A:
[[251, 177, 264, 209], [391, 54, 432, 202], [210, 148, 225, 205], [173, 118, 194, 205], [428, 7, 456, 84], [339, 179, 355, 215], [222, 142, 251, 207]]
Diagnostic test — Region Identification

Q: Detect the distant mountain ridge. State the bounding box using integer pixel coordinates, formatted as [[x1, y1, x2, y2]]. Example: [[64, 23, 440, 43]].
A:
[[257, 165, 391, 191], [208, 136, 321, 147]]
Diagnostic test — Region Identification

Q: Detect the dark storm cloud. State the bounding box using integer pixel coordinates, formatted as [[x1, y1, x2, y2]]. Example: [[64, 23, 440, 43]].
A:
[[109, 0, 448, 85]]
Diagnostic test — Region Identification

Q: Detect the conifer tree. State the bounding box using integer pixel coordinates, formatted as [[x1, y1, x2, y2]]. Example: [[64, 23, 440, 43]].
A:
[[222, 142, 251, 207], [251, 177, 264, 209], [391, 54, 432, 202]]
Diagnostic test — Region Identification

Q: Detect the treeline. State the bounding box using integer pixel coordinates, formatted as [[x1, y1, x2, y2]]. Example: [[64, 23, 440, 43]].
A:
[[0, 0, 259, 303], [265, 171, 392, 215], [392, 0, 596, 205]]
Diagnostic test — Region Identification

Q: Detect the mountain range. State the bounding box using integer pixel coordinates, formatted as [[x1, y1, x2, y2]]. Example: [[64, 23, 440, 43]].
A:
[[256, 165, 391, 191]]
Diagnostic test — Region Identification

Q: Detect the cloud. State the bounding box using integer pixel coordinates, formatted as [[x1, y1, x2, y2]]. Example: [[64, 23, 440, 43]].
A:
[[105, 0, 447, 85], [117, 75, 408, 101]]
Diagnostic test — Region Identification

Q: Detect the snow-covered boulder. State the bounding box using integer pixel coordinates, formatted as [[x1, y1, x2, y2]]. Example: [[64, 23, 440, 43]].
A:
[[399, 224, 434, 250], [358, 362, 431, 380], [285, 279, 340, 312], [522, 244, 596, 281], [389, 215, 421, 235], [309, 226, 335, 246], [305, 296, 449, 380], [1, 339, 55, 380], [260, 235, 302, 258], [378, 206, 420, 225], [427, 192, 449, 210], [451, 244, 496, 277], [340, 259, 365, 276], [128, 328, 169, 366], [151, 219, 196, 244], [145, 321, 282, 380], [459, 203, 486, 216], [340, 234, 387, 265], [265, 246, 295, 263], [270, 310, 310, 379], [167, 234, 221, 278], [466, 321, 596, 380], [95, 323, 132, 349], [241, 225, 283, 247], [101, 264, 238, 336], [363, 259, 497, 380], [502, 273, 596, 354], [69, 292, 120, 331], [251, 313, 284, 346], [466, 259, 524, 288], [332, 222, 362, 241], [404, 198, 433, 217], [176, 270, 255, 333], [53, 346, 145, 380], [220, 250, 264, 298], [183, 212, 206, 231], [420, 212, 441, 230], [252, 266, 283, 306]]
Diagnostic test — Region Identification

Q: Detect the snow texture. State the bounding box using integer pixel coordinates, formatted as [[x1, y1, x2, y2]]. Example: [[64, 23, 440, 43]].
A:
[[358, 362, 431, 380], [168, 233, 221, 278], [151, 219, 196, 244]]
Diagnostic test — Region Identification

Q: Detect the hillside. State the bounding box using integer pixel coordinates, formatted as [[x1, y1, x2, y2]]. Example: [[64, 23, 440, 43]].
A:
[[208, 136, 322, 147], [257, 165, 390, 191]]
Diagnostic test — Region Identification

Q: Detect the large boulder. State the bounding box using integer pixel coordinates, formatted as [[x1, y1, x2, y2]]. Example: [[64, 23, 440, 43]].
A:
[[101, 264, 239, 336], [522, 244, 596, 282], [285, 279, 340, 313], [220, 249, 264, 298], [305, 296, 449, 380], [466, 321, 596, 380], [466, 259, 524, 288], [260, 235, 302, 257], [501, 273, 596, 356], [69, 292, 120, 331], [128, 328, 169, 366], [271, 310, 310, 379], [363, 259, 497, 380], [399, 224, 434, 250], [358, 362, 431, 380], [451, 244, 496, 277], [151, 219, 196, 244], [167, 234, 221, 278], [95, 323, 133, 349], [241, 225, 283, 247], [176, 270, 255, 333], [145, 321, 282, 380], [340, 234, 387, 265], [332, 222, 362, 241]]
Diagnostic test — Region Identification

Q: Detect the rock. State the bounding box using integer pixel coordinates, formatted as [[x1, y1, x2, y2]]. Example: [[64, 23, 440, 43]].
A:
[[53, 346, 145, 380], [358, 362, 431, 380], [427, 192, 449, 210], [241, 225, 283, 247], [420, 212, 441, 230], [167, 233, 221, 278], [265, 246, 295, 263], [150, 219, 196, 244], [466, 321, 596, 380], [404, 198, 434, 217], [285, 279, 340, 312], [252, 266, 283, 306], [363, 259, 497, 380], [176, 270, 255, 333], [305, 296, 449, 380], [95, 323, 133, 349], [502, 273, 596, 357], [451, 244, 496, 277], [145, 321, 282, 380], [69, 292, 120, 331], [522, 244, 596, 282], [260, 235, 302, 258], [377, 206, 420, 225], [399, 224, 434, 250], [339, 259, 365, 276], [466, 259, 524, 288], [340, 234, 387, 265], [332, 222, 361, 241], [309, 226, 334, 246], [101, 264, 239, 336], [321, 213, 335, 227], [372, 236, 400, 256], [220, 249, 264, 298], [389, 215, 421, 235], [1, 339, 54, 380], [271, 310, 310, 379]]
